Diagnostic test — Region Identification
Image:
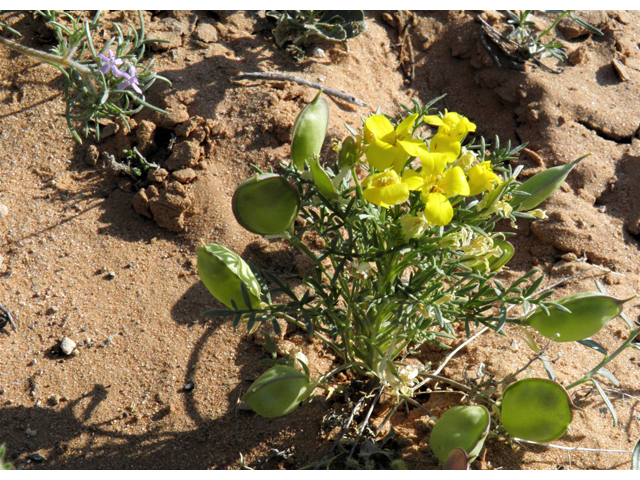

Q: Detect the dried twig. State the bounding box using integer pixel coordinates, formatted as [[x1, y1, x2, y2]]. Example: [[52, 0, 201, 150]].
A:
[[230, 72, 367, 107], [0, 304, 16, 332]]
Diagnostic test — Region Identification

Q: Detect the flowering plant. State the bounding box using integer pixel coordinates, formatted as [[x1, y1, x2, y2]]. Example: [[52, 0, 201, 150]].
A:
[[198, 94, 640, 468], [0, 11, 170, 142]]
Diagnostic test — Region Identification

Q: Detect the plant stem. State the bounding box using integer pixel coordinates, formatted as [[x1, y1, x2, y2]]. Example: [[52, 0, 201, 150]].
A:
[[565, 326, 640, 390], [537, 11, 569, 40], [0, 36, 97, 94]]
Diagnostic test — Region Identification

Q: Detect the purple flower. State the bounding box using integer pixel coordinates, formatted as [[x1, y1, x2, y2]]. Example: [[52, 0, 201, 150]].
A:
[[118, 66, 143, 95], [97, 50, 123, 77]]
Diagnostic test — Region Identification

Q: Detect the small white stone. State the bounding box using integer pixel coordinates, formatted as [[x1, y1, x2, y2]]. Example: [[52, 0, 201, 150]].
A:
[[60, 337, 76, 356], [313, 47, 325, 58], [0, 203, 8, 219]]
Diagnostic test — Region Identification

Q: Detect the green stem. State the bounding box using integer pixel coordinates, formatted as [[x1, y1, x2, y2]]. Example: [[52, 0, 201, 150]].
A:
[[537, 11, 570, 40], [565, 326, 640, 391]]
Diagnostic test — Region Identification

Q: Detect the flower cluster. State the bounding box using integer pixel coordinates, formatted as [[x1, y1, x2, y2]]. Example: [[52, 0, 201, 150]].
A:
[[359, 111, 501, 227], [98, 50, 143, 94]]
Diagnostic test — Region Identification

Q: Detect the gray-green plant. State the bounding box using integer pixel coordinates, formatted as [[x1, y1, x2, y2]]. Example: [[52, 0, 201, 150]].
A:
[[197, 94, 640, 468], [0, 10, 170, 143], [266, 10, 366, 61], [505, 10, 603, 65]]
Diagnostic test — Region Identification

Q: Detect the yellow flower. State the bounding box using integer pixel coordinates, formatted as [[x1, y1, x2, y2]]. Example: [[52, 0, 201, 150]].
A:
[[362, 169, 420, 208], [364, 114, 428, 172], [402, 156, 471, 226], [467, 161, 502, 195], [424, 111, 476, 157]]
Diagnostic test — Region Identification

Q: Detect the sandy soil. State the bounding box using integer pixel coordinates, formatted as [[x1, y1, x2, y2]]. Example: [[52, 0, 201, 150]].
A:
[[2, 10, 640, 470]]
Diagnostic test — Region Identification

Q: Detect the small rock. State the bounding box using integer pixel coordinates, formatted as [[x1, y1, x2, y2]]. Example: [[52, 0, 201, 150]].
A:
[[105, 271, 116, 280], [28, 453, 46, 463], [100, 122, 119, 139], [171, 168, 197, 184], [175, 116, 205, 138], [135, 120, 157, 155], [0, 203, 8, 219], [568, 46, 590, 65], [84, 145, 99, 166], [28, 359, 37, 367], [26, 427, 37, 437], [148, 168, 169, 183], [313, 47, 325, 58], [60, 337, 76, 356], [132, 189, 152, 218], [165, 140, 202, 170], [184, 382, 195, 392], [615, 10, 630, 24], [193, 23, 218, 43], [612, 58, 631, 82]]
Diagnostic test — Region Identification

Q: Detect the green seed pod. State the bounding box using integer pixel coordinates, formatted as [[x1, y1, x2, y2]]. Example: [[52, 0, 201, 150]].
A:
[[500, 378, 576, 442], [308, 158, 338, 200], [338, 136, 358, 169], [510, 157, 584, 211], [489, 239, 514, 271], [522, 291, 632, 342], [242, 365, 312, 418], [291, 91, 329, 170], [197, 243, 263, 310], [232, 173, 300, 235], [429, 405, 490, 467]]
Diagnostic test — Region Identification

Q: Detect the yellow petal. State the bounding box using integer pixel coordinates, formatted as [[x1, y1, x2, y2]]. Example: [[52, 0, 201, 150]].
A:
[[392, 149, 410, 173], [401, 169, 425, 190], [468, 162, 501, 195], [419, 152, 449, 176], [423, 192, 454, 226], [366, 140, 397, 171], [439, 166, 470, 197], [363, 182, 408, 208], [423, 115, 444, 127], [396, 113, 419, 140], [397, 138, 429, 158], [379, 182, 410, 205], [365, 115, 395, 144], [430, 134, 461, 157]]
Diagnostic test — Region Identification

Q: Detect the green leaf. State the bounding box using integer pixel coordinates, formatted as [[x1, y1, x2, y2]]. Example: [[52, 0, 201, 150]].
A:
[[511, 156, 587, 211], [632, 438, 640, 470], [590, 378, 618, 427], [577, 339, 607, 355]]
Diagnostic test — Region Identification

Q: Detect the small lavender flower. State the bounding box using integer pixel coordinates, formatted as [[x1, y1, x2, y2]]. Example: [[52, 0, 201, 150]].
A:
[[97, 50, 123, 77], [118, 65, 142, 94]]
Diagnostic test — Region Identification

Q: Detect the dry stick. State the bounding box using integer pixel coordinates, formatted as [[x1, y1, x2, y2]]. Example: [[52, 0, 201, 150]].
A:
[[313, 394, 368, 470], [346, 383, 386, 463], [514, 438, 633, 454], [0, 304, 16, 332], [230, 72, 368, 107]]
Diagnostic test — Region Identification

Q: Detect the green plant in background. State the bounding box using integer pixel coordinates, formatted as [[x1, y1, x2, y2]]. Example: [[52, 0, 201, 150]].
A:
[[266, 10, 366, 61], [197, 93, 640, 469], [0, 444, 13, 470], [480, 10, 603, 74], [0, 10, 170, 142]]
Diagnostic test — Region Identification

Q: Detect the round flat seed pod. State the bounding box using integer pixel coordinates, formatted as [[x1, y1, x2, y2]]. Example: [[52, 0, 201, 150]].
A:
[[232, 173, 300, 235], [500, 378, 574, 442]]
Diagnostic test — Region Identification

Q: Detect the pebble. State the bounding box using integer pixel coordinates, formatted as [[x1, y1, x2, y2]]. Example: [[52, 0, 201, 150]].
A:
[[26, 427, 37, 437], [183, 382, 195, 392], [60, 337, 76, 356], [313, 47, 325, 58], [28, 453, 46, 463], [106, 271, 116, 280], [28, 359, 37, 367], [0, 203, 8, 219]]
